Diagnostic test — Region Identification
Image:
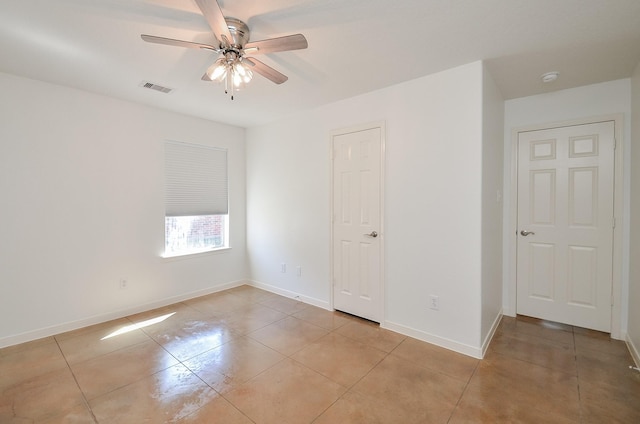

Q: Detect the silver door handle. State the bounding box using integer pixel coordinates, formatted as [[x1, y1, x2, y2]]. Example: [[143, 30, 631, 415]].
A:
[[520, 230, 535, 236], [364, 231, 378, 238]]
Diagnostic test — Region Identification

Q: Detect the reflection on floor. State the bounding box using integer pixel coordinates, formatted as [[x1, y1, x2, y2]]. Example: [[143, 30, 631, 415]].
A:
[[1, 285, 638, 423]]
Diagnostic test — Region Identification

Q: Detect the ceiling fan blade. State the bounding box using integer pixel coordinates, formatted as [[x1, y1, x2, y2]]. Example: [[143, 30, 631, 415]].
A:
[[194, 0, 233, 46], [244, 34, 308, 55], [141, 34, 219, 52], [244, 58, 288, 84]]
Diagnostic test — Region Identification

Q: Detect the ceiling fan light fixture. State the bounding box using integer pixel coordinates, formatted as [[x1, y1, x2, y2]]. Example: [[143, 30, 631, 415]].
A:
[[235, 62, 248, 76], [141, 0, 308, 100], [206, 55, 255, 99], [233, 70, 243, 87], [207, 59, 227, 81]]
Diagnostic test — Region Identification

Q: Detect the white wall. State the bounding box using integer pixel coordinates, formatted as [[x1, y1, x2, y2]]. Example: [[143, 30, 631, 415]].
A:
[[247, 61, 497, 356], [0, 72, 247, 347], [629, 64, 640, 364], [481, 64, 504, 350], [503, 79, 632, 337]]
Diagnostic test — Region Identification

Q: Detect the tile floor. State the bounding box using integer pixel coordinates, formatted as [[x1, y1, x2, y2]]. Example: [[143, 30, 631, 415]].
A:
[[1, 285, 639, 423]]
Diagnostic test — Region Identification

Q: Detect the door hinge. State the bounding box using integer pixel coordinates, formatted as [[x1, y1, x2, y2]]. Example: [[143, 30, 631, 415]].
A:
[[612, 217, 616, 228]]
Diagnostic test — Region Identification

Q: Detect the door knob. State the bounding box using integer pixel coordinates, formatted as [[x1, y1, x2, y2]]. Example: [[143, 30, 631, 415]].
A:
[[364, 231, 378, 238], [520, 230, 535, 236]]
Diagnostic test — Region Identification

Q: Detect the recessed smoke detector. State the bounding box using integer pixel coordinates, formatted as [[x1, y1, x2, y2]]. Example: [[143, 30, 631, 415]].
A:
[[541, 71, 559, 83]]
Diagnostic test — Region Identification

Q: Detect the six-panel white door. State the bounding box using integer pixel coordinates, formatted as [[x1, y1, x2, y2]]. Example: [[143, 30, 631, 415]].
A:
[[332, 126, 382, 322], [516, 121, 615, 332]]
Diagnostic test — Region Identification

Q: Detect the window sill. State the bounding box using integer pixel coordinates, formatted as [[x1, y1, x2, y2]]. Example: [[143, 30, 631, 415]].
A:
[[162, 247, 231, 261]]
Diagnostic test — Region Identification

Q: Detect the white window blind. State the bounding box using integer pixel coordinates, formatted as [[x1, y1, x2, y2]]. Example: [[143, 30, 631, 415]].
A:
[[165, 141, 228, 217]]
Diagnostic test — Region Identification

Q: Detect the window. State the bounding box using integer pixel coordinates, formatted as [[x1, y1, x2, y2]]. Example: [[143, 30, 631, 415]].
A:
[[165, 215, 227, 255], [164, 141, 228, 257]]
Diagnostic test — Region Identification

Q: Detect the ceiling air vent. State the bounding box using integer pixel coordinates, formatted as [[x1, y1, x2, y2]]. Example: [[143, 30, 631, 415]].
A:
[[140, 81, 173, 94]]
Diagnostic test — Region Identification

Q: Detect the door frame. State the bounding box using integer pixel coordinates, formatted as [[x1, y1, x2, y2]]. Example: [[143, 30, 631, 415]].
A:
[[507, 114, 624, 338], [329, 121, 386, 322]]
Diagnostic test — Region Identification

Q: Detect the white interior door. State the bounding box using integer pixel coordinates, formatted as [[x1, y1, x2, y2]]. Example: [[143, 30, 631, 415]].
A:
[[516, 121, 615, 332], [331, 125, 383, 322]]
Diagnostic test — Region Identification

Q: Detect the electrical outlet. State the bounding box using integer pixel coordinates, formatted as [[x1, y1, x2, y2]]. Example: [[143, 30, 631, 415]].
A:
[[281, 263, 286, 273], [429, 295, 439, 310], [296, 266, 302, 277], [119, 278, 128, 290]]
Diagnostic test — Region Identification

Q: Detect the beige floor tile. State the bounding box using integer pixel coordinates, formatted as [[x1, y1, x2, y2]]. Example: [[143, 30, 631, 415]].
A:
[[391, 337, 479, 382], [335, 320, 406, 352], [0, 336, 57, 358], [0, 367, 87, 422], [138, 310, 240, 361], [183, 291, 252, 317], [292, 307, 354, 330], [248, 316, 329, 356], [497, 316, 575, 348], [35, 405, 96, 424], [151, 317, 238, 362], [226, 285, 280, 303], [576, 348, 640, 391], [449, 397, 579, 424], [127, 302, 210, 337], [54, 318, 133, 342], [579, 379, 640, 423], [225, 359, 345, 424], [71, 339, 179, 400], [183, 336, 284, 393], [3, 289, 638, 423], [470, 351, 581, 420], [487, 331, 577, 374], [352, 355, 465, 422], [56, 319, 151, 365], [90, 364, 217, 424], [313, 390, 421, 424], [291, 332, 386, 387], [0, 341, 68, 391], [37, 403, 97, 424], [502, 315, 574, 335], [258, 295, 310, 315], [574, 332, 632, 359], [572, 325, 612, 338], [220, 303, 288, 335], [178, 396, 253, 423]]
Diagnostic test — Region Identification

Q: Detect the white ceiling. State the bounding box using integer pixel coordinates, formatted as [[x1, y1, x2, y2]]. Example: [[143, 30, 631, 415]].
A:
[[1, 0, 639, 128]]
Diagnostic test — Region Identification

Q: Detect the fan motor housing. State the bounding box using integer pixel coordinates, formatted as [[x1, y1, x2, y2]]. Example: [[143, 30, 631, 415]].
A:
[[225, 18, 250, 48]]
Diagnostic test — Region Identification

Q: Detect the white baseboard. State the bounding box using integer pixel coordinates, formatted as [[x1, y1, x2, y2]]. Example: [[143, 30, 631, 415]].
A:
[[247, 280, 331, 311], [627, 334, 640, 368], [0, 279, 248, 349], [382, 320, 483, 359], [248, 280, 494, 360], [481, 311, 503, 358]]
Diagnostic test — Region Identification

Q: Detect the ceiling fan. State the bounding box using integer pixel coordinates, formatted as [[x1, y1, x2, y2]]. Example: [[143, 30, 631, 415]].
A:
[[141, 0, 308, 99]]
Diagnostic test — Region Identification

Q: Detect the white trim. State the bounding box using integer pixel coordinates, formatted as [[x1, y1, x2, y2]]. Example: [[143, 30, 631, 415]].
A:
[[248, 279, 331, 310], [383, 320, 483, 359], [329, 121, 386, 322], [627, 333, 640, 368], [0, 280, 247, 349], [481, 312, 503, 358], [502, 307, 516, 317], [507, 114, 624, 338], [249, 276, 488, 360], [162, 246, 232, 260]]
